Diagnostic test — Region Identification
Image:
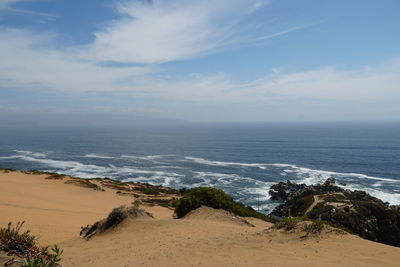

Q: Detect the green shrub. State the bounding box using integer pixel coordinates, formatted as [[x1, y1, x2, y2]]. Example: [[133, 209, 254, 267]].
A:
[[303, 220, 325, 234], [64, 179, 103, 191], [23, 245, 63, 267], [132, 200, 142, 207], [174, 187, 275, 222], [45, 173, 65, 180], [276, 217, 301, 231], [136, 187, 161, 195], [175, 187, 234, 218], [232, 203, 275, 222]]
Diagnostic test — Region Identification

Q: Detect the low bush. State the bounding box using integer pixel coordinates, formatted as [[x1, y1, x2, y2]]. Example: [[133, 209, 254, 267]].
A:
[[174, 187, 275, 222], [232, 203, 275, 222], [175, 187, 234, 218], [23, 245, 63, 267], [45, 173, 65, 180], [132, 200, 142, 207], [303, 220, 325, 234], [1, 168, 14, 173], [136, 187, 161, 195], [0, 222, 39, 257], [276, 217, 301, 231], [0, 222, 63, 267], [143, 198, 177, 208], [64, 179, 103, 191], [80, 205, 153, 239]]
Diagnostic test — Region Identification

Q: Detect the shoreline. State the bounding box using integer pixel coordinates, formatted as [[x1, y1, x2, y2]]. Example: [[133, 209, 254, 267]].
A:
[[1, 168, 400, 266]]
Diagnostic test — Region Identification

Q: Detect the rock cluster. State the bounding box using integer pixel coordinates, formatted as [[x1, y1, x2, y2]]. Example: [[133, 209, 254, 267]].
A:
[[268, 179, 400, 247]]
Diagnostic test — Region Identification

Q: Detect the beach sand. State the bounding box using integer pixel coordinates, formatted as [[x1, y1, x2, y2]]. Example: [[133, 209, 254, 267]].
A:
[[1, 170, 400, 266]]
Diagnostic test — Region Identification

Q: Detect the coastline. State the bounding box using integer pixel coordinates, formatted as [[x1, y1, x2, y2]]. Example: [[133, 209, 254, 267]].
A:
[[1, 169, 400, 266]]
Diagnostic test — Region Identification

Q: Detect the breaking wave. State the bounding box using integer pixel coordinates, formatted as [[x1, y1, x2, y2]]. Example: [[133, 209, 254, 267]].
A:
[[84, 154, 115, 159], [185, 156, 267, 169]]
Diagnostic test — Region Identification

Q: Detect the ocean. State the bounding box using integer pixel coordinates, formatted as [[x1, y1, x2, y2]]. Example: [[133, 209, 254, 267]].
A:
[[1, 122, 399, 212]]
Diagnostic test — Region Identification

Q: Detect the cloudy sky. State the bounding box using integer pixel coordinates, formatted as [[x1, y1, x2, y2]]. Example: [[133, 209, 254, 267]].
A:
[[0, 0, 399, 125]]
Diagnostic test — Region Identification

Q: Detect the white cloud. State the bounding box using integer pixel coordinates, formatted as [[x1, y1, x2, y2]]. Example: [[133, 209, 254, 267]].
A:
[[0, 0, 301, 93], [0, 29, 154, 92], [1, 26, 399, 105], [0, 0, 58, 17], [116, 59, 400, 104], [87, 0, 275, 63], [0, 0, 399, 122], [241, 61, 400, 101]]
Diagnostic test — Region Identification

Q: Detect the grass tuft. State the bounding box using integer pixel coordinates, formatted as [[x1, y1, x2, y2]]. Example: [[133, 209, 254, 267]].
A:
[[303, 220, 325, 234], [276, 217, 301, 231]]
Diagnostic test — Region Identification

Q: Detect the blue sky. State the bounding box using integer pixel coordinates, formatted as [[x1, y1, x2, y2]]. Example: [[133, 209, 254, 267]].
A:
[[0, 0, 399, 124]]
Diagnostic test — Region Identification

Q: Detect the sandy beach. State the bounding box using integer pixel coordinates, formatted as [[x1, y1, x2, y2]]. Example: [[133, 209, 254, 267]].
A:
[[1, 170, 400, 267]]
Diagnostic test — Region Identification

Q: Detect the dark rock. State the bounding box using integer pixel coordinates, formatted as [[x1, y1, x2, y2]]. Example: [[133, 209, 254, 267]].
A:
[[268, 180, 307, 201], [323, 177, 336, 186]]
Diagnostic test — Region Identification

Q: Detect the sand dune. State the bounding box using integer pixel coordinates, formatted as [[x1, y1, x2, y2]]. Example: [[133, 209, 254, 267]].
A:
[[0, 171, 135, 245], [60, 206, 400, 267], [1, 170, 400, 267]]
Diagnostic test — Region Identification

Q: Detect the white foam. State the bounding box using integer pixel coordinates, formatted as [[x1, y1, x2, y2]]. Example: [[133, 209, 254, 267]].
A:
[[14, 150, 47, 158], [121, 174, 184, 187], [3, 151, 183, 182], [114, 166, 184, 178], [0, 155, 20, 160], [270, 163, 400, 184], [185, 156, 267, 169], [343, 184, 400, 205], [121, 154, 175, 161], [150, 165, 184, 170], [84, 154, 115, 159]]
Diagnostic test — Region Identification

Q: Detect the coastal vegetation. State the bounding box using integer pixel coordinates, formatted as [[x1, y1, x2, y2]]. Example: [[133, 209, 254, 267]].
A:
[[175, 187, 275, 222], [276, 217, 326, 234], [0, 222, 63, 267]]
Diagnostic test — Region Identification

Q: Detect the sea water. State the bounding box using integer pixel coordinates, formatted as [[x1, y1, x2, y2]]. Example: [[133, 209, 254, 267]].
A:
[[1, 122, 399, 212]]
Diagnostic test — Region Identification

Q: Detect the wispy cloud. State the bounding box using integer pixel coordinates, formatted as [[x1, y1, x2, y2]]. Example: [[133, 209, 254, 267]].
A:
[[86, 0, 278, 63], [0, 28, 154, 92], [5, 7, 59, 18], [0, 0, 58, 18]]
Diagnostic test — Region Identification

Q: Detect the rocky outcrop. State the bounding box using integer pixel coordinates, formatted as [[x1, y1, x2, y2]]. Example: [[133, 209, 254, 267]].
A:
[[269, 179, 400, 247], [269, 180, 307, 201]]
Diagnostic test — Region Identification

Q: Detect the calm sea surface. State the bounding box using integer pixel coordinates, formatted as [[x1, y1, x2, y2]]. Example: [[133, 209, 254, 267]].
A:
[[1, 122, 399, 212]]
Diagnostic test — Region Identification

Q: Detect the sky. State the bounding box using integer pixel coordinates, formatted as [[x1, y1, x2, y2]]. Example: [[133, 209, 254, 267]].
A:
[[0, 0, 399, 125]]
